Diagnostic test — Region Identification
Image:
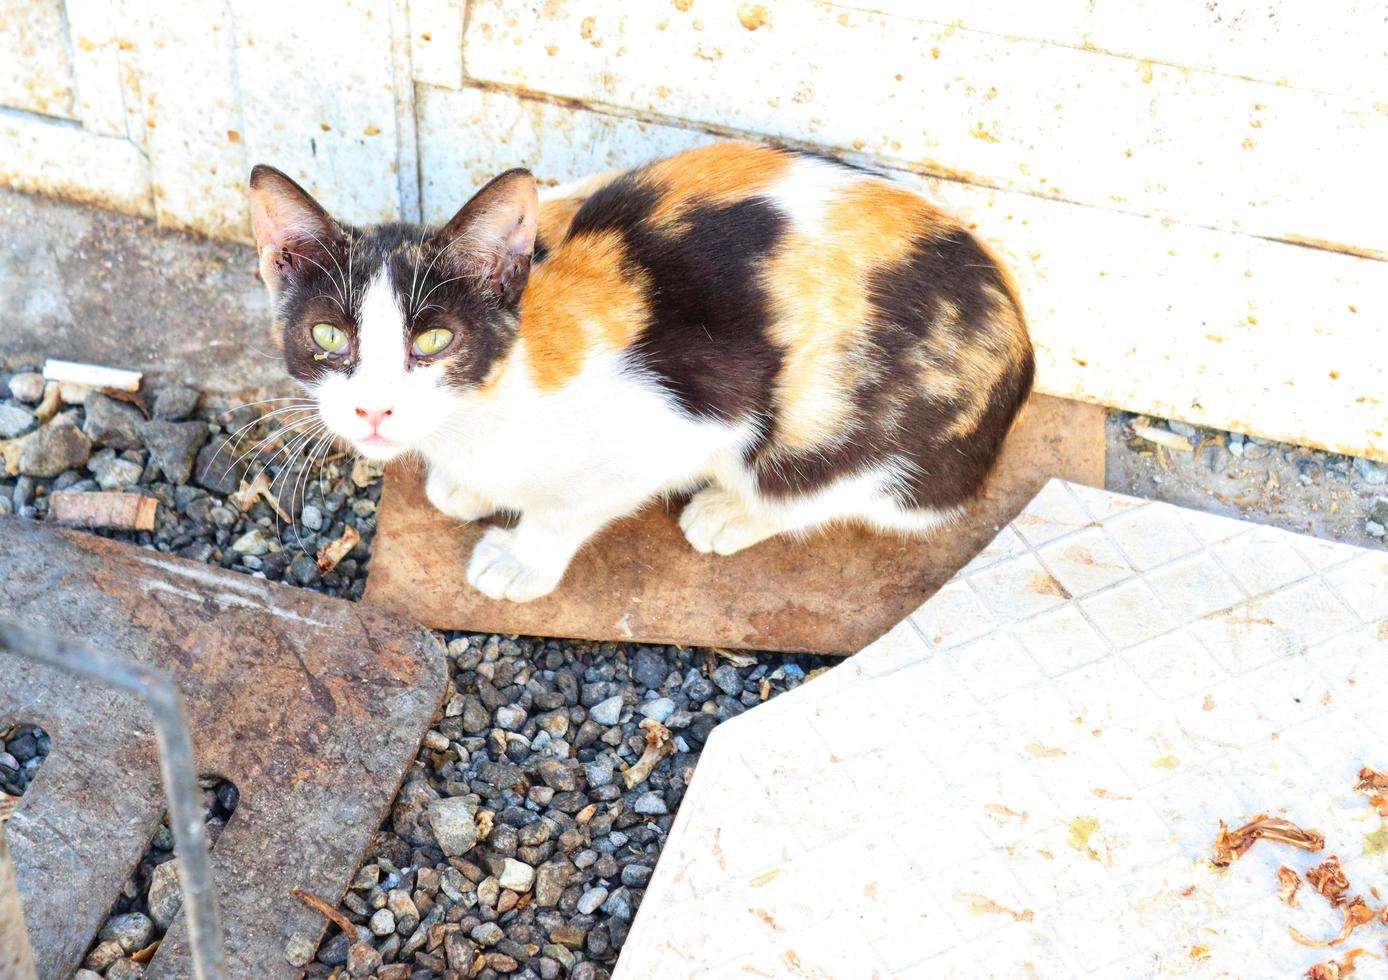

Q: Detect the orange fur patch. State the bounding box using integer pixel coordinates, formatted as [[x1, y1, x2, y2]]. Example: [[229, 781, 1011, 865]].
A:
[[537, 196, 586, 246], [517, 229, 650, 391], [766, 180, 946, 450], [642, 142, 792, 227]]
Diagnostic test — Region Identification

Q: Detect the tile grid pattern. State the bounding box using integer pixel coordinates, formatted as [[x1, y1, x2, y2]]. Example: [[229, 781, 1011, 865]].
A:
[[616, 479, 1388, 979]]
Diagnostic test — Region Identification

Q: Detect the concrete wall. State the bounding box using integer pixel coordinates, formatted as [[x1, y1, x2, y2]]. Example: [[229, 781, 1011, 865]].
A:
[[1, 1, 1384, 459]]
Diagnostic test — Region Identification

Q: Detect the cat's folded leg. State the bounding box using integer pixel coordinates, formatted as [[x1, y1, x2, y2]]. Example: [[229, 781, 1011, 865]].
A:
[[465, 502, 631, 602], [679, 485, 785, 556], [425, 467, 497, 523]]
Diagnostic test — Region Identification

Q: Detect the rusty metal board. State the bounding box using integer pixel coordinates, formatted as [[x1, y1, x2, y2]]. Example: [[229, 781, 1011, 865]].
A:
[[0, 518, 446, 979], [365, 393, 1105, 653]]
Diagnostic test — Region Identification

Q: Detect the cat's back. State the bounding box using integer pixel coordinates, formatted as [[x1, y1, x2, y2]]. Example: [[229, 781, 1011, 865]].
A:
[[530, 143, 1032, 490]]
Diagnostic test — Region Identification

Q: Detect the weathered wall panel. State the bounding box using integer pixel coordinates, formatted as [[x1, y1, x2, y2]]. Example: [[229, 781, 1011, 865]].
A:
[[0, 0, 77, 119], [409, 0, 465, 88], [120, 1, 249, 239], [229, 0, 417, 234], [0, 111, 151, 216], [0, 0, 1383, 459], [853, 0, 1387, 97], [416, 85, 712, 221], [64, 0, 131, 138], [463, 1, 1385, 257], [897, 170, 1387, 461]]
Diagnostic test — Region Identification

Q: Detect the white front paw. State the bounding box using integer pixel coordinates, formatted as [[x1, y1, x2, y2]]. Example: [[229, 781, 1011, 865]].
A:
[[466, 527, 564, 602], [425, 469, 496, 523], [679, 486, 776, 556]]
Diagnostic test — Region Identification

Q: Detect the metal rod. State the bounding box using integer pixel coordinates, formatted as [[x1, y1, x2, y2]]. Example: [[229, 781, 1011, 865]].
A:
[[0, 619, 227, 980]]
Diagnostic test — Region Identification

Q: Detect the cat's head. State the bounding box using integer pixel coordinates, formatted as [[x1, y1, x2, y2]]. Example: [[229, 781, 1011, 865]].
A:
[[248, 166, 539, 460]]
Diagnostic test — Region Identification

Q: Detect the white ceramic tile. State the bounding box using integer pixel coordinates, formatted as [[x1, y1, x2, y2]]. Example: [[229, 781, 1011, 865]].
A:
[[1122, 629, 1228, 700], [1211, 528, 1315, 597], [1102, 502, 1204, 571], [1014, 604, 1111, 676], [909, 579, 998, 650], [1144, 552, 1247, 622], [1078, 578, 1179, 649], [1036, 526, 1135, 597], [617, 483, 1388, 980], [966, 552, 1073, 623], [1010, 478, 1094, 547]]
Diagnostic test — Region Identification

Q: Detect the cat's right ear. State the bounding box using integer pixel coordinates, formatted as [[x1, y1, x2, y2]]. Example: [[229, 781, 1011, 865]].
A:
[[249, 165, 338, 299]]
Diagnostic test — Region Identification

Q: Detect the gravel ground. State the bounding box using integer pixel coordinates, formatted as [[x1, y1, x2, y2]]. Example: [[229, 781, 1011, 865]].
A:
[[2, 374, 1383, 979], [0, 372, 836, 979]]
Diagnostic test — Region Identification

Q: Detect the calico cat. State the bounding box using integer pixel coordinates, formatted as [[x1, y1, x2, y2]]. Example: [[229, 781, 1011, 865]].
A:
[[248, 142, 1033, 602]]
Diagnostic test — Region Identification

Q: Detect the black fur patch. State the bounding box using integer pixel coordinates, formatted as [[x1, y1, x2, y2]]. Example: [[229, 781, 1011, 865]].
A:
[[566, 182, 788, 421], [753, 228, 1032, 509]]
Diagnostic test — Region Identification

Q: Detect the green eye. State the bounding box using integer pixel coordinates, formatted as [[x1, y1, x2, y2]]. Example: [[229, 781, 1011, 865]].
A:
[[414, 328, 454, 357], [311, 322, 348, 354]]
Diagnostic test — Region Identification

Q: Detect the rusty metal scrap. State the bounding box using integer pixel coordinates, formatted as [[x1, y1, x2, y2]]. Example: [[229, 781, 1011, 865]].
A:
[[0, 618, 226, 980], [0, 517, 445, 978]]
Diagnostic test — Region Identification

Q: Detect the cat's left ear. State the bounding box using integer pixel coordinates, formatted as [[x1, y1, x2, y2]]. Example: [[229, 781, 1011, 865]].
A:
[[248, 165, 340, 300], [435, 168, 538, 309]]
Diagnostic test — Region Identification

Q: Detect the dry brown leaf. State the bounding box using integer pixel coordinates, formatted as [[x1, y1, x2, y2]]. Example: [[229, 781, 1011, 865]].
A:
[[290, 885, 358, 937], [1306, 954, 1356, 980], [623, 719, 675, 789], [1308, 856, 1352, 907], [1290, 897, 1376, 948], [1354, 767, 1388, 817], [710, 647, 756, 667], [130, 939, 161, 964], [1212, 814, 1325, 867], [229, 470, 292, 522], [98, 386, 151, 417], [1278, 866, 1303, 906], [316, 524, 361, 574], [0, 792, 19, 822]]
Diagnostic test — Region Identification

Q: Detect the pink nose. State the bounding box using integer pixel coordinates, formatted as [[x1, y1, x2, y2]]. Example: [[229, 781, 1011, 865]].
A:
[[354, 406, 393, 430]]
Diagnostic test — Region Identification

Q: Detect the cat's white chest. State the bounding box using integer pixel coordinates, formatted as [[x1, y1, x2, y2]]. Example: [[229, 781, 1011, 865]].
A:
[[420, 345, 745, 513]]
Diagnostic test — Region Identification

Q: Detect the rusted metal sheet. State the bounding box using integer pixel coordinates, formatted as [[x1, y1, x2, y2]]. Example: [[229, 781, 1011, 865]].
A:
[[364, 393, 1105, 654], [0, 518, 446, 979], [463, 0, 1385, 257]]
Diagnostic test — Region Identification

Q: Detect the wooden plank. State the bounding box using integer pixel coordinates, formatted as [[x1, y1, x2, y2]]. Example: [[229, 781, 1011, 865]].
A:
[[47, 491, 157, 530], [0, 0, 76, 118], [0, 112, 152, 217], [364, 394, 1105, 654], [230, 0, 417, 230], [462, 0, 1386, 256]]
